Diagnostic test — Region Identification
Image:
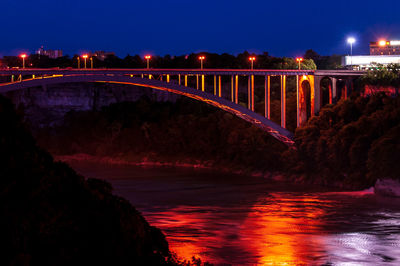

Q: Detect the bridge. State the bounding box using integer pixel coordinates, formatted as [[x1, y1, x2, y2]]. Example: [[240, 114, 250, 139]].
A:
[[0, 68, 365, 146]]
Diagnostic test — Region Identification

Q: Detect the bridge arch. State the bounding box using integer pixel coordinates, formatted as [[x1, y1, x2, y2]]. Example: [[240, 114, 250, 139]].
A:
[[298, 75, 314, 126], [0, 74, 295, 146]]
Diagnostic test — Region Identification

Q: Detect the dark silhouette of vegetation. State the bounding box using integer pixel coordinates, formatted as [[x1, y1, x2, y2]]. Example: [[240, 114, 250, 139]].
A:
[[1, 51, 316, 70], [35, 97, 288, 174], [287, 92, 400, 188], [0, 95, 177, 265], [304, 49, 343, 70], [360, 64, 400, 87]]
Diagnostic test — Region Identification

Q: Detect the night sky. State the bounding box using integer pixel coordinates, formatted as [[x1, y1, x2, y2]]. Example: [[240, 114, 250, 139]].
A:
[[2, 0, 400, 57]]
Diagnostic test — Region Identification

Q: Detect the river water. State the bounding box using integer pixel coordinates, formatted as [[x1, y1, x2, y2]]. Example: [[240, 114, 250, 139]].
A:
[[69, 162, 400, 265]]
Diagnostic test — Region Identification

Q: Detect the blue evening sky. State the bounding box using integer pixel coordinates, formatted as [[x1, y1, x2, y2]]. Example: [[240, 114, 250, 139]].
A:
[[1, 0, 400, 57]]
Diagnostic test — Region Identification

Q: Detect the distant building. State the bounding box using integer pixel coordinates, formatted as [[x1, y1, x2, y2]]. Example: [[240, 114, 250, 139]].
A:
[[343, 55, 400, 69], [92, 51, 115, 61], [370, 40, 400, 55], [36, 46, 63, 59]]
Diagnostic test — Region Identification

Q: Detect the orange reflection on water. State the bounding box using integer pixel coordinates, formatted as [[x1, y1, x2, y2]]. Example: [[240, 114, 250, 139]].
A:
[[145, 193, 332, 265], [239, 193, 329, 265]]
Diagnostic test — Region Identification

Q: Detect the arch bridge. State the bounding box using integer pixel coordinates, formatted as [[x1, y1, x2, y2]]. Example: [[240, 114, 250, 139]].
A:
[[0, 69, 365, 146]]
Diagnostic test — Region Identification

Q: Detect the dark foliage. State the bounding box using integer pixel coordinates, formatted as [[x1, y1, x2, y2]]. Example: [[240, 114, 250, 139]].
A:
[[0, 96, 174, 266], [288, 92, 400, 188], [35, 97, 288, 174]]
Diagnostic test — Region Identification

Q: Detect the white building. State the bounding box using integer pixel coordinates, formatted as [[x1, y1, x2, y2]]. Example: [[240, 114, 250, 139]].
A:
[[343, 55, 400, 69]]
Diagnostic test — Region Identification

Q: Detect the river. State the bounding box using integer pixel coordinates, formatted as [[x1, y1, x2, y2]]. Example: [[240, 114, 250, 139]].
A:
[[69, 161, 400, 265]]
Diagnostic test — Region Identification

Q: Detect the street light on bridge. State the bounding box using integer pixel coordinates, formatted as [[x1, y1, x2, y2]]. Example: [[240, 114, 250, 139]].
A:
[[296, 57, 304, 70], [198, 56, 205, 70], [347, 37, 356, 67], [82, 54, 88, 69], [249, 56, 256, 70], [144, 55, 151, 69], [20, 54, 27, 69]]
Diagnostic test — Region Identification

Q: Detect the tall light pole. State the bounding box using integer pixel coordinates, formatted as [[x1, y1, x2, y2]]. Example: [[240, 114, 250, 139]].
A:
[[296, 57, 304, 70], [145, 55, 151, 69], [249, 56, 256, 70], [82, 54, 88, 69], [20, 54, 27, 69], [199, 56, 205, 70], [347, 37, 356, 67]]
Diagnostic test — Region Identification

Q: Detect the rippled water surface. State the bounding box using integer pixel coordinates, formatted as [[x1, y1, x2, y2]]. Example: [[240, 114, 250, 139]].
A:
[[70, 162, 400, 265]]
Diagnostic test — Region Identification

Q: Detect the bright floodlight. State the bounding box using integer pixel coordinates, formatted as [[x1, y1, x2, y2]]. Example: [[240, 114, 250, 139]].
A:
[[347, 37, 356, 44], [144, 55, 151, 59], [82, 54, 88, 59], [20, 54, 27, 58], [379, 40, 387, 46]]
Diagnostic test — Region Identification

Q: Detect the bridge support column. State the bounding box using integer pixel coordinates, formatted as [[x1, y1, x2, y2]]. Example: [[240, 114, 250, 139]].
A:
[[201, 75, 205, 92], [345, 78, 353, 99], [251, 75, 254, 111], [167, 74, 170, 83], [214, 75, 217, 95], [314, 76, 323, 114], [332, 77, 337, 103], [265, 75, 270, 119], [218, 76, 222, 97], [296, 75, 300, 127], [235, 75, 239, 104], [11, 75, 14, 82], [248, 76, 251, 109], [231, 75, 234, 102], [281, 75, 286, 128], [178, 74, 181, 85], [149, 74, 152, 80], [184, 75, 188, 87], [141, 74, 144, 79], [196, 75, 199, 90]]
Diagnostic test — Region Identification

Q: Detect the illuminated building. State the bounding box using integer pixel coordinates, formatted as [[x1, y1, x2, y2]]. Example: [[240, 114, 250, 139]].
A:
[[343, 55, 400, 69], [370, 40, 400, 55], [36, 46, 63, 59]]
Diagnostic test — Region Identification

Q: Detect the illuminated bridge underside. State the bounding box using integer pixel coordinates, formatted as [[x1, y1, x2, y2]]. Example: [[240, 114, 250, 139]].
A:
[[0, 75, 295, 146]]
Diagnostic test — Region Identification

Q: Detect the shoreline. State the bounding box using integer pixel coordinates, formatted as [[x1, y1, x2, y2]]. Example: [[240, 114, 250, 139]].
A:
[[54, 153, 283, 180]]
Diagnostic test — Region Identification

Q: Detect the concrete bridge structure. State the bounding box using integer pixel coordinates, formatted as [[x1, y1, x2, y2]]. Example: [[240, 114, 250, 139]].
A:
[[0, 68, 365, 146]]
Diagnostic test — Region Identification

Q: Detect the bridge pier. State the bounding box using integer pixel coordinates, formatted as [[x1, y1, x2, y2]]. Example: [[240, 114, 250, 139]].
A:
[[314, 76, 323, 114], [196, 75, 199, 90], [265, 75, 270, 119], [218, 76, 222, 97], [184, 75, 188, 87], [178, 74, 181, 85], [214, 75, 217, 95], [201, 75, 205, 92], [248, 76, 251, 109], [231, 75, 234, 102], [281, 75, 286, 128], [235, 75, 239, 104]]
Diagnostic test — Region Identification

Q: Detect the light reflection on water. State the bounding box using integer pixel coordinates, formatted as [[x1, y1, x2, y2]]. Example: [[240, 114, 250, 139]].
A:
[[70, 162, 400, 265]]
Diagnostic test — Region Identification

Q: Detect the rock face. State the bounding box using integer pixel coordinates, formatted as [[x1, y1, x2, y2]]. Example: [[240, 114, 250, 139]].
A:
[[374, 178, 400, 197], [5, 82, 179, 127]]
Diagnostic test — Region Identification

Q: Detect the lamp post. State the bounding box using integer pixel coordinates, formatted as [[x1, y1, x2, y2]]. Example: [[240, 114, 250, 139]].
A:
[[82, 54, 88, 69], [198, 56, 205, 70], [144, 55, 151, 69], [20, 54, 27, 69], [249, 56, 256, 70], [347, 37, 356, 67], [296, 57, 304, 70]]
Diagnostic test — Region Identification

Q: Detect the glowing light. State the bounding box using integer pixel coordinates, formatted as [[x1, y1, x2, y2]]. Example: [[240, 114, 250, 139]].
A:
[[379, 40, 387, 47], [390, 40, 400, 46], [198, 56, 205, 60], [82, 54, 88, 59], [296, 57, 304, 62], [347, 37, 356, 44], [249, 56, 256, 61], [144, 55, 151, 59], [20, 54, 27, 58]]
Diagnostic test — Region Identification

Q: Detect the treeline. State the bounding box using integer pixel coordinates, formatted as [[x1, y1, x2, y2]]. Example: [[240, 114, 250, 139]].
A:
[[0, 95, 177, 265], [1, 51, 320, 70], [35, 97, 288, 173], [360, 64, 400, 87], [287, 92, 400, 188]]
